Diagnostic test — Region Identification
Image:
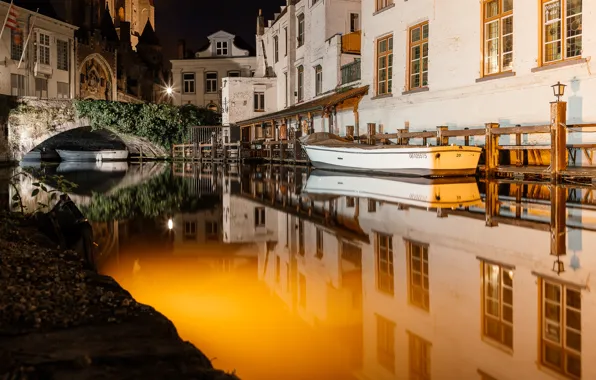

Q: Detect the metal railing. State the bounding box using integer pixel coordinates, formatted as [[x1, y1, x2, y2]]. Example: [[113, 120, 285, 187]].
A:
[[341, 60, 361, 85]]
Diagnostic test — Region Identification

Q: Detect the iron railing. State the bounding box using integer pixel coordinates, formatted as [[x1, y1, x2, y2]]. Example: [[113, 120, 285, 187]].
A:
[[341, 60, 361, 85]]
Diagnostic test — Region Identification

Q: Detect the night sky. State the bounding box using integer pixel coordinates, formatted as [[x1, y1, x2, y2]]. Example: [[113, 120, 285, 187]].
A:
[[153, 0, 283, 62]]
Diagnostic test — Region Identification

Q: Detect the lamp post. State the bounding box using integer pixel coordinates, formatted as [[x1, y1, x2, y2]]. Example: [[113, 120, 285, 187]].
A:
[[551, 81, 567, 102], [549, 81, 568, 182]]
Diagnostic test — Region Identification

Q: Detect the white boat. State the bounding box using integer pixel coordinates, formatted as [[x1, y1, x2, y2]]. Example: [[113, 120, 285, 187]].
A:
[[300, 133, 482, 177], [56, 149, 129, 162], [56, 161, 129, 173], [303, 170, 482, 209]]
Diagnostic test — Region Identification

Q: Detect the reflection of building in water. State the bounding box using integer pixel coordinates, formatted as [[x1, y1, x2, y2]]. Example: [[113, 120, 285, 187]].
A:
[[237, 166, 596, 380]]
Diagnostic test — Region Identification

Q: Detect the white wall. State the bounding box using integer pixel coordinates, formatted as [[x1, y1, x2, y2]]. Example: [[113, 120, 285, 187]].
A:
[[358, 0, 596, 136], [222, 195, 278, 243], [222, 77, 277, 126]]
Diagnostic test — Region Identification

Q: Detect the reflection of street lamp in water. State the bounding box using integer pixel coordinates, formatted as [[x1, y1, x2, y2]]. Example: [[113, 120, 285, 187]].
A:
[[167, 218, 173, 230]]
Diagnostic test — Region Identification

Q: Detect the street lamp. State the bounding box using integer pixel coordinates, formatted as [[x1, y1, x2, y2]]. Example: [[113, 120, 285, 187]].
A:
[[166, 86, 174, 96], [167, 218, 174, 230], [551, 81, 567, 102]]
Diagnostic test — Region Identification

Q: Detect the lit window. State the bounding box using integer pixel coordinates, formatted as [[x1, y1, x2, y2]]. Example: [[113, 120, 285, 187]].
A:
[[376, 35, 393, 95], [183, 73, 195, 93], [253, 91, 265, 111], [205, 72, 218, 93], [408, 22, 429, 90], [482, 261, 514, 349], [483, 0, 513, 75], [216, 41, 228, 56], [540, 279, 581, 378], [315, 65, 322, 95], [407, 240, 429, 311], [376, 233, 394, 295], [541, 0, 582, 64]]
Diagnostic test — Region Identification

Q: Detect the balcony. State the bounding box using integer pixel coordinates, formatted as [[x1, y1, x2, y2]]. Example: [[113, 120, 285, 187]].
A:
[[341, 60, 361, 85], [341, 30, 361, 54]]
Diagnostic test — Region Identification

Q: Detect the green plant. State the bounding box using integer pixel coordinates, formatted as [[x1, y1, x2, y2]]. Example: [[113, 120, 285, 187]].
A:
[[9, 170, 78, 215]]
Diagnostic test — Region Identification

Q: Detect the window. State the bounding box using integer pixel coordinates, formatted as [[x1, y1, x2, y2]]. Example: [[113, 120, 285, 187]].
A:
[[184, 221, 197, 240], [284, 72, 288, 107], [182, 73, 195, 93], [57, 39, 68, 71], [274, 35, 279, 63], [284, 27, 288, 56], [205, 222, 218, 241], [57, 82, 69, 99], [297, 14, 305, 47], [11, 74, 25, 96], [482, 261, 513, 349], [376, 35, 393, 95], [368, 199, 377, 212], [37, 33, 50, 65], [205, 72, 218, 93], [541, 0, 582, 64], [376, 233, 394, 295], [254, 92, 265, 111], [315, 65, 322, 96], [275, 256, 281, 283], [228, 71, 240, 77], [483, 0, 513, 75], [299, 273, 306, 308], [35, 78, 47, 98], [297, 65, 304, 101], [407, 240, 429, 311], [409, 332, 431, 380], [346, 197, 355, 208], [376, 315, 395, 373], [376, 0, 394, 12], [350, 13, 360, 32], [216, 41, 228, 55], [316, 228, 323, 259], [255, 207, 266, 227], [11, 28, 23, 61], [298, 220, 305, 256], [408, 22, 429, 90], [540, 279, 581, 378]]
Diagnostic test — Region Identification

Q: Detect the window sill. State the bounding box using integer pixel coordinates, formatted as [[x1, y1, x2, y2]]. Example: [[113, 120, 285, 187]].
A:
[[371, 93, 393, 100], [476, 71, 516, 83], [373, 3, 395, 16], [402, 87, 429, 95], [254, 110, 265, 113], [481, 336, 514, 356], [531, 58, 587, 73]]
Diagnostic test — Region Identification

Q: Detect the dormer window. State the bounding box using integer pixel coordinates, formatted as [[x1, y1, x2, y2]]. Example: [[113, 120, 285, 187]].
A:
[[216, 41, 228, 56]]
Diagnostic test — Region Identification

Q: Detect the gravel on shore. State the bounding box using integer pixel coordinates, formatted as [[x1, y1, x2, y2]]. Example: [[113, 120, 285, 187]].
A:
[[0, 211, 240, 380]]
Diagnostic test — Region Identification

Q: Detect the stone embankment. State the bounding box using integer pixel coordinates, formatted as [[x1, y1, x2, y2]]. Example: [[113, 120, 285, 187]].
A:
[[0, 212, 239, 380]]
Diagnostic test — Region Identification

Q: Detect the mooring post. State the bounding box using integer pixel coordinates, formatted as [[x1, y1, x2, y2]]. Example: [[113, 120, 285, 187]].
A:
[[485, 180, 499, 227], [515, 132, 522, 166], [484, 123, 500, 177], [550, 184, 567, 257], [436, 126, 448, 146], [550, 101, 567, 183], [464, 128, 470, 146], [367, 123, 376, 145]]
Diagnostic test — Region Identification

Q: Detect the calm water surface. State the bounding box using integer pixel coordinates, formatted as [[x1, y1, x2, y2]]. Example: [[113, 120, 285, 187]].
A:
[[4, 161, 596, 380]]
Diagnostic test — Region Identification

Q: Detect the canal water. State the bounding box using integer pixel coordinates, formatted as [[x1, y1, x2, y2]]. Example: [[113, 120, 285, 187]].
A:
[[3, 161, 594, 380]]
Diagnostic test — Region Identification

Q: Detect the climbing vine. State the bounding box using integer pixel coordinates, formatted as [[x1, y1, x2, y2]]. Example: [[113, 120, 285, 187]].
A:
[[74, 100, 220, 149]]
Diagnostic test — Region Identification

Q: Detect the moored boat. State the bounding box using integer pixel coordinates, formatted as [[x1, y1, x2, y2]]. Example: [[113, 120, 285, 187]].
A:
[[56, 149, 129, 162], [303, 170, 482, 208], [300, 133, 482, 177]]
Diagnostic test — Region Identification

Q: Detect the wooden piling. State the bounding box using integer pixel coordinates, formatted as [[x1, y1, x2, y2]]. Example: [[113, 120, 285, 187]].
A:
[[550, 185, 567, 256], [550, 101, 567, 182], [436, 126, 448, 146], [367, 123, 376, 145], [485, 180, 499, 227], [484, 123, 500, 177]]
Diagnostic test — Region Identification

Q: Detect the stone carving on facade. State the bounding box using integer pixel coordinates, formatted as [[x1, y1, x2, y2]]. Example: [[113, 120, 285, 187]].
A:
[[80, 59, 113, 100]]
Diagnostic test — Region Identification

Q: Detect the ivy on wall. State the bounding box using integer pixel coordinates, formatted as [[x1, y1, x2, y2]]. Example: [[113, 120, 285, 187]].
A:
[[74, 100, 220, 149]]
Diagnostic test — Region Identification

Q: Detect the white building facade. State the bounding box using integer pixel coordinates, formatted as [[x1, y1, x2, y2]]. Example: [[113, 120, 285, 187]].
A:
[[223, 1, 364, 137], [358, 0, 594, 135], [0, 2, 77, 99], [170, 31, 257, 111]]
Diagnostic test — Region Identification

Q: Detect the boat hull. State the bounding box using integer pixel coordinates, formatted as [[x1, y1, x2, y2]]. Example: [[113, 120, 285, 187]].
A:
[[303, 145, 482, 177], [303, 170, 482, 208], [56, 150, 129, 162]]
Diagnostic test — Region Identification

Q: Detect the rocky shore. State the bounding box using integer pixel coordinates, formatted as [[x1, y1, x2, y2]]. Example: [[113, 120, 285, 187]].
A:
[[0, 211, 239, 380]]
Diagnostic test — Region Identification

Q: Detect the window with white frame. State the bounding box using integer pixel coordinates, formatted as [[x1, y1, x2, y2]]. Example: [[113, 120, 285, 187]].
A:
[[284, 72, 288, 107], [11, 74, 25, 96], [350, 13, 360, 32], [182, 73, 195, 93], [57, 39, 68, 71], [255, 207, 266, 227], [35, 78, 47, 98], [273, 35, 279, 63], [297, 14, 305, 47], [216, 41, 228, 56], [205, 72, 218, 93], [57, 82, 69, 99], [254, 91, 265, 111], [315, 65, 323, 96], [37, 32, 50, 65]]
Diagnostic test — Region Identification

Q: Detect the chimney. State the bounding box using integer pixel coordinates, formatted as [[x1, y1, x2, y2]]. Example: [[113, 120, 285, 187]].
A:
[[257, 9, 264, 36], [177, 39, 186, 59]]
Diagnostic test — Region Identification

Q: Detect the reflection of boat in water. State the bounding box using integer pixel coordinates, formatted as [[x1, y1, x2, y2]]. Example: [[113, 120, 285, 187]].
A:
[[56, 149, 129, 162], [303, 170, 482, 208], [300, 133, 482, 177], [57, 161, 129, 173]]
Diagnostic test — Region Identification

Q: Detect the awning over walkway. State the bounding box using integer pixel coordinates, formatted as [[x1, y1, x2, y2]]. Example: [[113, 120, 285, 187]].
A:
[[237, 85, 369, 127]]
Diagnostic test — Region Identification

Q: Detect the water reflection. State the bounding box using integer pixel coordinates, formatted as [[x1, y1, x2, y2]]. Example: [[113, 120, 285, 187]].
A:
[[3, 162, 596, 379]]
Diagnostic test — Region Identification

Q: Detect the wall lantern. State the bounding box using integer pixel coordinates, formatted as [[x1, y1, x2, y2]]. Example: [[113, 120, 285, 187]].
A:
[[552, 258, 565, 275], [551, 81, 567, 102]]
